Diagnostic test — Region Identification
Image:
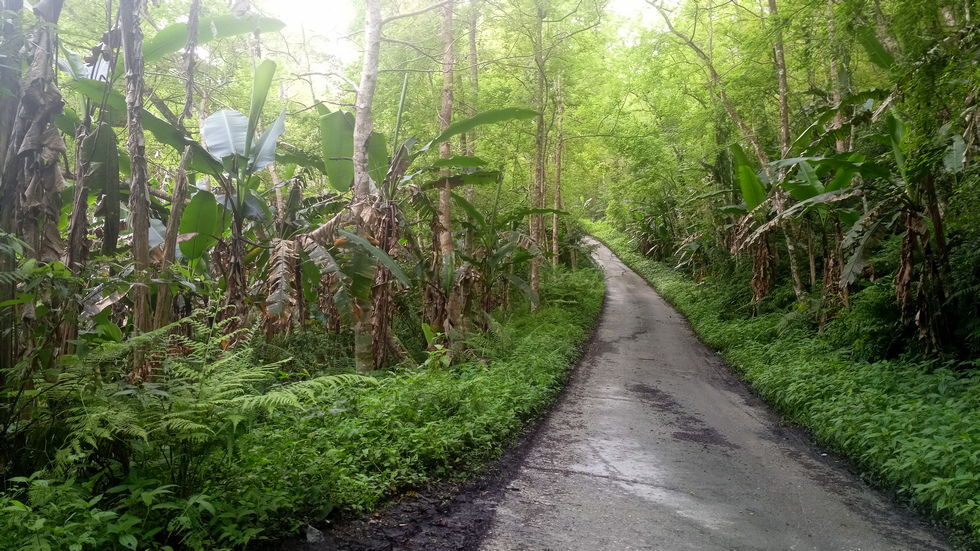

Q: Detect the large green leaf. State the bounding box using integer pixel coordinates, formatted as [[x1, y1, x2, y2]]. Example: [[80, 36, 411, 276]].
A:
[[781, 161, 823, 202], [886, 111, 906, 175], [249, 106, 286, 173], [73, 79, 224, 176], [771, 155, 889, 180], [840, 211, 896, 286], [320, 111, 355, 193], [450, 192, 487, 230], [425, 108, 538, 150], [731, 144, 766, 211], [179, 191, 231, 260], [345, 249, 378, 300], [55, 106, 82, 137], [945, 134, 967, 174], [143, 15, 286, 63], [83, 124, 121, 256], [202, 110, 249, 159], [827, 154, 865, 193], [431, 156, 487, 168], [277, 145, 327, 173], [504, 273, 538, 308], [737, 166, 766, 211], [730, 142, 752, 170], [856, 27, 896, 73], [367, 131, 388, 186], [247, 60, 277, 158], [217, 190, 272, 221], [57, 48, 88, 80], [300, 253, 323, 307], [338, 230, 410, 287]]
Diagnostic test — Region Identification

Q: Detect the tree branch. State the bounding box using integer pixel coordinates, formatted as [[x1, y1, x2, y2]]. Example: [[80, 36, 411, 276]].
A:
[[381, 0, 452, 25]]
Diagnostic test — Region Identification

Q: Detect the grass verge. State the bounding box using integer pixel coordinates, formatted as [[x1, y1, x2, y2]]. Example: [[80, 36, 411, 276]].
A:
[[585, 219, 980, 550]]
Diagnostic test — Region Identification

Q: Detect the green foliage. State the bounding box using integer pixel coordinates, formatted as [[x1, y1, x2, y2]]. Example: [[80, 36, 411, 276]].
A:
[[0, 268, 603, 549], [0, 312, 364, 550]]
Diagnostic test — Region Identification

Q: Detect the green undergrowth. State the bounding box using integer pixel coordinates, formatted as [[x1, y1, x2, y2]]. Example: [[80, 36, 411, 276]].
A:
[[0, 267, 603, 551], [585, 219, 980, 549]]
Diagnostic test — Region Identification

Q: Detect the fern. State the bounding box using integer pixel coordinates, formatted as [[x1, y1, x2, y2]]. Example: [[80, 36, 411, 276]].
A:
[[47, 309, 362, 497]]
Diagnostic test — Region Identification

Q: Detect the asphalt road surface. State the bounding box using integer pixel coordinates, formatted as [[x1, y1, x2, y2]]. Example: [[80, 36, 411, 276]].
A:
[[479, 239, 951, 551]]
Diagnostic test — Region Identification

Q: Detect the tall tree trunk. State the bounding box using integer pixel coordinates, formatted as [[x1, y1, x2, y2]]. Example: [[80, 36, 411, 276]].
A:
[[353, 0, 382, 208], [351, 0, 383, 372], [121, 0, 152, 340], [552, 80, 564, 267], [353, 0, 450, 370], [153, 148, 192, 331], [464, 0, 479, 256], [66, 121, 93, 273], [827, 0, 850, 153], [438, 0, 455, 261], [181, 0, 201, 123], [530, 6, 547, 310], [769, 0, 806, 300], [0, 0, 64, 377], [821, 0, 850, 322], [439, 0, 465, 338]]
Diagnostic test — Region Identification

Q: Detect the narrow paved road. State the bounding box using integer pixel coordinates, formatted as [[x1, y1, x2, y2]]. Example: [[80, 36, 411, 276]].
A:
[[479, 240, 950, 551]]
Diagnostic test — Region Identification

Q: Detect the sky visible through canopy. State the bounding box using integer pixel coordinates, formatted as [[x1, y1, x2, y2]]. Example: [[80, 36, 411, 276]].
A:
[[264, 0, 664, 60]]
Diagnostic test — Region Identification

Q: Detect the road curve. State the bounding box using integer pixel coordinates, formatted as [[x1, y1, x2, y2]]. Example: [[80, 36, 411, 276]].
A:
[[478, 239, 950, 551]]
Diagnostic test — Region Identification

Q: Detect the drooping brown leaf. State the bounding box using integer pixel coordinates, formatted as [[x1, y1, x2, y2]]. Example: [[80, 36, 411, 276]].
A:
[[265, 238, 297, 318]]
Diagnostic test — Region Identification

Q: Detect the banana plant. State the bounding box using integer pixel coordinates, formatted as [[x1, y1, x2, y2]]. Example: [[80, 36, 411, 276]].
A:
[[446, 177, 568, 318], [851, 110, 961, 353], [194, 59, 286, 322], [302, 105, 538, 367]]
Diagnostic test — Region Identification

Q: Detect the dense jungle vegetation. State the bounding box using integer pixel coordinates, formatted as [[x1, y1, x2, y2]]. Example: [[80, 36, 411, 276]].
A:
[[1, 0, 979, 548]]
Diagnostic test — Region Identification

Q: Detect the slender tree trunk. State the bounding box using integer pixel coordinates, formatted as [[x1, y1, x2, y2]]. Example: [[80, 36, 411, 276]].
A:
[[553, 81, 564, 267], [530, 7, 547, 310], [464, 0, 479, 256], [181, 0, 201, 123], [351, 0, 383, 372], [771, 0, 790, 163], [871, 0, 899, 55], [457, 0, 481, 327], [769, 0, 806, 301], [121, 0, 152, 339], [827, 0, 850, 153], [66, 120, 93, 273], [60, 119, 93, 356], [153, 148, 192, 331], [439, 0, 463, 337], [353, 0, 382, 207], [822, 0, 850, 317]]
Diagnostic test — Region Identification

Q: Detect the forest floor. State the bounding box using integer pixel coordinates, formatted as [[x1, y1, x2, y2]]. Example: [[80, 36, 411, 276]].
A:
[[267, 239, 952, 551]]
